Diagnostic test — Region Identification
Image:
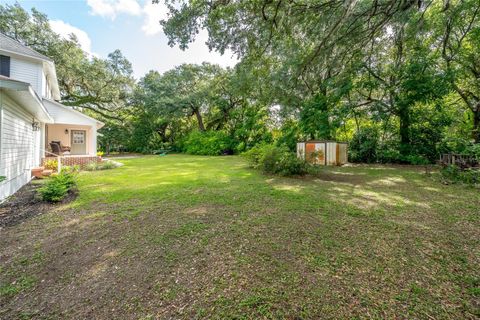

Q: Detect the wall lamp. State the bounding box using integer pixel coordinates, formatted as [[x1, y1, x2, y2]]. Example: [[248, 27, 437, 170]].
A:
[[65, 129, 69, 135], [32, 121, 40, 132]]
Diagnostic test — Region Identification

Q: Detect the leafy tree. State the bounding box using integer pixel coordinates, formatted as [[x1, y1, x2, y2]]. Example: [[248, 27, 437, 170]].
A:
[[435, 0, 480, 142], [0, 3, 135, 121]]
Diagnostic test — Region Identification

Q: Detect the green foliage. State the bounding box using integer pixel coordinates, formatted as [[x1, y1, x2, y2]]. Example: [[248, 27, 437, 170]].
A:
[[182, 131, 234, 156], [299, 93, 333, 140], [243, 144, 307, 176], [0, 275, 36, 297], [61, 165, 80, 174], [440, 165, 480, 185], [85, 161, 119, 171], [43, 159, 58, 171], [0, 3, 134, 121], [0, 176, 5, 183], [274, 119, 299, 152], [38, 172, 76, 202], [404, 155, 429, 166], [349, 127, 379, 163], [3, 2, 480, 165], [465, 144, 480, 159]]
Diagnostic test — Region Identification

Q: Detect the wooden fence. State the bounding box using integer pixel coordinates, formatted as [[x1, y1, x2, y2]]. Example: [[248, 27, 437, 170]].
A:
[[440, 153, 479, 169]]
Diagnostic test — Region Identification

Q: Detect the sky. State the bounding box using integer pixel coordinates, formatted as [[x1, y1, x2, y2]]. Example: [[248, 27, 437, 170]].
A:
[[7, 0, 238, 79]]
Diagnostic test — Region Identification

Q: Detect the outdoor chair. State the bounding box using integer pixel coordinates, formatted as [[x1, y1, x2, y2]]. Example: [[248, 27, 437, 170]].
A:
[[52, 141, 71, 152], [49, 142, 63, 156]]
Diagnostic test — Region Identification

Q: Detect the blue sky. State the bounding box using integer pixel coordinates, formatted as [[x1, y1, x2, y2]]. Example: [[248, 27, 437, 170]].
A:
[[8, 0, 237, 79]]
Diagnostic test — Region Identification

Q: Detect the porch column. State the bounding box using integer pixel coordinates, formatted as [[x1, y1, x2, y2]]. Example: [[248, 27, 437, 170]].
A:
[[90, 126, 97, 156], [40, 122, 46, 161]]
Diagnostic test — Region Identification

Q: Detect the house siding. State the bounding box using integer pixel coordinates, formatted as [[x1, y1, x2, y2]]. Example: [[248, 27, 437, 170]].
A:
[[9, 56, 43, 95], [0, 94, 40, 200]]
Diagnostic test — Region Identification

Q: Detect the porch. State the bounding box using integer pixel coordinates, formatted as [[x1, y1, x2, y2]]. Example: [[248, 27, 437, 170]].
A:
[[40, 154, 102, 170], [45, 123, 97, 156]]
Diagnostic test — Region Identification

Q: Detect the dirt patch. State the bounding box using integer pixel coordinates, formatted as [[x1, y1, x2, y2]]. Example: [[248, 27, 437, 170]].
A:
[[0, 181, 77, 229]]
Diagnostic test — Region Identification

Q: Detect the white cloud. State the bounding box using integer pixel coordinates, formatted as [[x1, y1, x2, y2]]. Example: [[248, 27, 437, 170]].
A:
[[141, 1, 168, 36], [87, 0, 142, 20], [49, 20, 93, 55]]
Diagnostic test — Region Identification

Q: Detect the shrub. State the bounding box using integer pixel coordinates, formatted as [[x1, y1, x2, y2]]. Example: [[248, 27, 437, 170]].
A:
[[85, 162, 99, 171], [44, 159, 58, 171], [243, 144, 307, 176], [100, 161, 118, 170], [440, 165, 480, 185], [61, 165, 80, 174], [182, 130, 234, 155], [243, 143, 269, 168], [85, 161, 119, 171], [38, 172, 76, 202], [97, 151, 104, 157], [465, 144, 480, 160], [349, 127, 379, 163], [0, 176, 5, 183], [404, 154, 430, 165]]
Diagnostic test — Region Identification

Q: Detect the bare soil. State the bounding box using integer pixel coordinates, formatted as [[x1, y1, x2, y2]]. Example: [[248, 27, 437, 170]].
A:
[[0, 181, 76, 229]]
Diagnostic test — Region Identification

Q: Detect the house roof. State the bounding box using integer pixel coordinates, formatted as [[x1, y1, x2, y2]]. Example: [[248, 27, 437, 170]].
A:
[[0, 33, 61, 100], [0, 76, 54, 123], [42, 98, 105, 129], [0, 33, 52, 62]]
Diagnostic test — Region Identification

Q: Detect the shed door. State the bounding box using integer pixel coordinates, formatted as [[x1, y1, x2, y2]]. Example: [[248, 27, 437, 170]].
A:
[[71, 130, 86, 155], [305, 143, 326, 165], [305, 143, 316, 163], [314, 143, 326, 165]]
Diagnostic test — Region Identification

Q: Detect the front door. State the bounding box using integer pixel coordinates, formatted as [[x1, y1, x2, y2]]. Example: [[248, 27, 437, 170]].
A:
[[71, 130, 86, 155]]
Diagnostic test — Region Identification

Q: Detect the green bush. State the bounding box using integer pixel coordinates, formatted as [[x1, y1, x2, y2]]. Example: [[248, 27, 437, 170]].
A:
[[404, 154, 430, 165], [38, 172, 76, 202], [349, 127, 379, 163], [85, 161, 119, 171], [182, 130, 234, 155], [440, 165, 480, 185], [243, 144, 307, 176], [85, 163, 98, 171], [100, 161, 119, 170], [0, 176, 5, 183], [61, 165, 80, 174], [465, 144, 480, 159]]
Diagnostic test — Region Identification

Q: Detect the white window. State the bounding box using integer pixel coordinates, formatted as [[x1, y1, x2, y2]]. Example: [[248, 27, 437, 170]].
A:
[[72, 131, 85, 144]]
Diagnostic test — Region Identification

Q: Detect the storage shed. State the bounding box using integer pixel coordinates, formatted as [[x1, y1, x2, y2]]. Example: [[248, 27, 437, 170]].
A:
[[297, 140, 348, 166]]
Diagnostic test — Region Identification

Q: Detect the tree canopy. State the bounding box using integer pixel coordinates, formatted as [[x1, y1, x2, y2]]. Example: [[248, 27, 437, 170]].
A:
[[1, 1, 479, 162]]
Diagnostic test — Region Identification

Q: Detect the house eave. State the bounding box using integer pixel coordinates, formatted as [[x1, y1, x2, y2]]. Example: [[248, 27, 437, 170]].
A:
[[0, 77, 53, 123], [42, 98, 105, 129]]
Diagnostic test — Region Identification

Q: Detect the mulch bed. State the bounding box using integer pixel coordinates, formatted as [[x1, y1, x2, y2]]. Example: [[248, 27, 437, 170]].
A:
[[0, 181, 76, 229]]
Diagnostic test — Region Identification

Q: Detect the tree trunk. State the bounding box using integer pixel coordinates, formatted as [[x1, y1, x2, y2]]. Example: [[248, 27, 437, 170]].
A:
[[398, 103, 411, 155], [473, 103, 480, 143], [193, 108, 205, 131]]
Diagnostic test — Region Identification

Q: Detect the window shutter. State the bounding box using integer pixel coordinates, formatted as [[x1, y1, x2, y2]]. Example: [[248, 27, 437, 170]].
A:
[[0, 55, 11, 77]]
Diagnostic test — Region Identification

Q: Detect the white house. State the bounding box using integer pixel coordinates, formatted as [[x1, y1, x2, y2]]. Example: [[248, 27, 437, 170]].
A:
[[0, 33, 104, 201]]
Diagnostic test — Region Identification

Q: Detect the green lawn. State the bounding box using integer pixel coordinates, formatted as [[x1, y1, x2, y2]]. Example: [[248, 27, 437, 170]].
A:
[[1, 155, 479, 319]]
